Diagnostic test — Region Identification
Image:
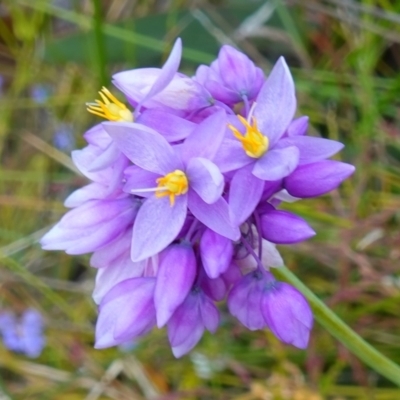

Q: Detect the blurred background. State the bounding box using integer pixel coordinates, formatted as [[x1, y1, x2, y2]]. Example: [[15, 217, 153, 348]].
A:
[[0, 0, 400, 398]]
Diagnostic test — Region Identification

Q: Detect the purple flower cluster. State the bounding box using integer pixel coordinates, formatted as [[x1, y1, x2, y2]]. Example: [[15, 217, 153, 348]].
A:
[[41, 39, 354, 357], [0, 309, 45, 358]]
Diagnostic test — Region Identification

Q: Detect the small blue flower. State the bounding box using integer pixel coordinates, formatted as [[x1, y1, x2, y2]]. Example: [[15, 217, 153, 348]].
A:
[[0, 309, 45, 358]]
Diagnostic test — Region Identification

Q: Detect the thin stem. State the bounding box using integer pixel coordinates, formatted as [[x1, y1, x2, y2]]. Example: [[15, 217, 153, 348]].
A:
[[273, 266, 400, 387], [240, 236, 263, 270], [92, 0, 107, 86], [253, 213, 263, 259]]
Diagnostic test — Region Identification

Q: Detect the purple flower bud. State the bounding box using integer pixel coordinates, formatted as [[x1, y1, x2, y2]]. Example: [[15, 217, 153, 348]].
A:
[[200, 228, 233, 278], [259, 205, 315, 244], [95, 278, 156, 348], [167, 288, 219, 358], [284, 160, 355, 198], [203, 45, 264, 104], [227, 271, 269, 330], [261, 282, 313, 349], [154, 243, 197, 327]]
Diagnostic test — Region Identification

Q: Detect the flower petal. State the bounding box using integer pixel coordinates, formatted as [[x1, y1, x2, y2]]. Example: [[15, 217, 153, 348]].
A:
[[187, 157, 224, 204], [261, 282, 313, 349], [131, 194, 187, 261], [92, 258, 145, 305], [139, 38, 182, 107], [276, 136, 344, 165], [199, 295, 220, 333], [252, 146, 299, 181], [287, 116, 308, 137], [227, 273, 266, 330], [123, 166, 160, 197], [254, 57, 296, 146], [188, 191, 240, 241], [180, 111, 227, 163], [64, 183, 110, 208], [229, 165, 264, 225], [40, 199, 138, 254], [168, 295, 205, 358], [137, 109, 196, 142], [95, 278, 156, 348], [102, 121, 181, 174], [213, 139, 253, 173]]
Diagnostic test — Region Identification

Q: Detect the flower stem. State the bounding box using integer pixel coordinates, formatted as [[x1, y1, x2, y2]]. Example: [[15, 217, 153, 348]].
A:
[[272, 266, 400, 387]]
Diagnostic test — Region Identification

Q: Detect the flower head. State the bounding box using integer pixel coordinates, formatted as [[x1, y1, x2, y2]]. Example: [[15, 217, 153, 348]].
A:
[[41, 38, 354, 358]]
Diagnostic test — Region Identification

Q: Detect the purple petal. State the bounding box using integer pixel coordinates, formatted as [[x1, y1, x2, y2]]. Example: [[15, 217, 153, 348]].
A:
[[155, 244, 197, 327], [213, 138, 254, 173], [137, 109, 196, 142], [200, 274, 228, 301], [252, 146, 299, 181], [167, 292, 200, 347], [287, 116, 308, 137], [205, 79, 239, 104], [276, 136, 344, 165], [123, 166, 160, 197], [83, 123, 112, 148], [102, 122, 181, 175], [229, 165, 264, 225], [260, 207, 315, 244], [168, 293, 205, 358], [131, 195, 187, 261], [95, 278, 156, 348], [92, 260, 145, 305], [40, 199, 138, 254], [149, 77, 210, 111], [200, 228, 233, 279], [254, 57, 296, 146], [187, 157, 224, 204], [64, 183, 110, 208], [88, 142, 121, 172], [90, 228, 132, 269], [261, 282, 313, 349], [188, 191, 240, 241], [199, 295, 220, 333], [284, 161, 355, 198], [139, 38, 182, 107], [72, 147, 111, 183], [180, 111, 227, 163], [222, 262, 242, 287]]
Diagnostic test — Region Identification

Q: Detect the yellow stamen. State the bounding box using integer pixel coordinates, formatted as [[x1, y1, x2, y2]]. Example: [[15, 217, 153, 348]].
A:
[[155, 170, 189, 206], [86, 87, 133, 122], [228, 115, 269, 158]]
